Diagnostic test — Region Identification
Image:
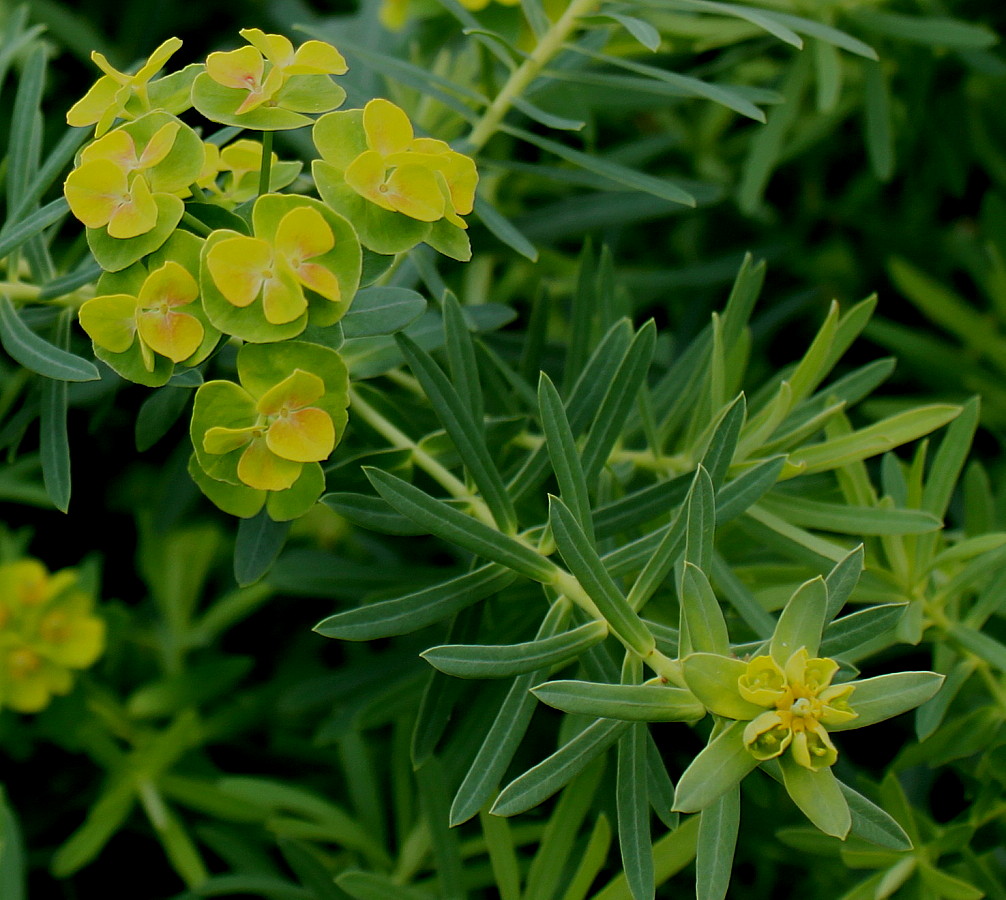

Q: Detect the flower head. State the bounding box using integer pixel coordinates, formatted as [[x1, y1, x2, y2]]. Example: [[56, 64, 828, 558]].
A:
[[66, 38, 183, 136], [0, 560, 105, 714]]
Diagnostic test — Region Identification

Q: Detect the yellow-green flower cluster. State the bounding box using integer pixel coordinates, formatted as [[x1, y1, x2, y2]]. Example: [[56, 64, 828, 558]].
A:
[[60, 30, 478, 518], [738, 648, 857, 771], [0, 560, 105, 713]]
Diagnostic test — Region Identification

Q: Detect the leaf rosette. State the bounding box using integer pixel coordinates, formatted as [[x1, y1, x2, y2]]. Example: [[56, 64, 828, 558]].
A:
[[199, 193, 360, 342], [191, 28, 347, 130], [312, 99, 477, 260], [189, 341, 349, 520], [78, 230, 219, 387], [64, 111, 205, 271]]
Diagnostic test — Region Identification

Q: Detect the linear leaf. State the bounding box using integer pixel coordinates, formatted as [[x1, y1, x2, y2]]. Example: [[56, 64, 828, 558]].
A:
[[341, 287, 425, 338], [581, 320, 656, 481], [366, 468, 555, 581], [849, 10, 997, 49], [423, 619, 607, 679], [863, 60, 894, 181], [234, 511, 290, 587], [500, 123, 696, 206], [681, 562, 730, 656], [450, 602, 570, 825], [664, 0, 803, 47], [0, 294, 100, 382], [540, 372, 594, 541], [40, 311, 72, 512], [617, 719, 653, 900], [397, 334, 516, 532], [491, 718, 629, 817], [673, 721, 758, 814], [760, 10, 878, 58], [700, 394, 746, 489], [838, 782, 913, 851], [787, 406, 962, 475], [770, 576, 828, 662], [315, 563, 516, 641], [696, 787, 740, 900], [550, 496, 655, 655], [474, 196, 538, 261], [684, 466, 715, 572], [757, 493, 941, 535], [950, 625, 1006, 673], [0, 197, 69, 260], [824, 544, 864, 620], [0, 788, 26, 900], [779, 756, 850, 838], [322, 492, 427, 535], [828, 672, 944, 731], [443, 292, 484, 426], [533, 680, 704, 722], [820, 604, 906, 657]]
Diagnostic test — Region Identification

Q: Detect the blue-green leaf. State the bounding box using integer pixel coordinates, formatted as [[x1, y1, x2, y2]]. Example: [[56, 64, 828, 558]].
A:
[[0, 294, 100, 382]]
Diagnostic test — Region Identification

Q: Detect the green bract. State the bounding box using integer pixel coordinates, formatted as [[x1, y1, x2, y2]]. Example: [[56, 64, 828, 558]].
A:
[[191, 29, 347, 129], [189, 341, 349, 519], [199, 193, 361, 343], [312, 100, 476, 260], [77, 231, 219, 386], [64, 111, 205, 271]]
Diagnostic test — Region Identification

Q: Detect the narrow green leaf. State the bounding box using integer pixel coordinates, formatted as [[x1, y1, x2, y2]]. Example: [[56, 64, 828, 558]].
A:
[[51, 779, 135, 877], [540, 372, 594, 541], [581, 320, 657, 482], [617, 721, 654, 900], [450, 601, 569, 825], [479, 811, 521, 900], [950, 625, 1006, 673], [863, 61, 894, 181], [673, 721, 758, 813], [442, 291, 484, 426], [829, 672, 944, 731], [592, 816, 700, 900], [278, 839, 350, 900], [366, 468, 556, 582], [665, 0, 803, 47], [684, 466, 715, 572], [416, 759, 464, 899], [779, 756, 850, 838], [625, 495, 686, 613], [560, 813, 613, 900], [787, 405, 962, 475], [7, 44, 46, 210], [0, 295, 100, 382], [696, 787, 740, 900], [838, 782, 913, 851], [0, 197, 69, 260], [850, 10, 997, 49], [812, 38, 843, 113], [681, 563, 731, 657], [824, 544, 864, 620], [595, 474, 690, 539], [607, 12, 661, 50], [500, 124, 696, 206], [315, 563, 516, 641], [761, 10, 878, 58], [757, 493, 941, 536], [491, 719, 629, 817], [474, 196, 538, 261], [40, 311, 71, 512], [397, 333, 516, 532], [820, 604, 906, 657], [337, 871, 435, 900], [423, 619, 607, 679], [771, 577, 828, 662], [135, 385, 192, 453], [710, 553, 776, 638], [511, 319, 633, 501], [532, 680, 705, 722], [523, 754, 606, 900], [0, 787, 26, 900], [715, 456, 785, 523], [341, 287, 425, 338], [234, 510, 290, 587], [550, 496, 655, 655], [511, 94, 586, 131], [321, 492, 426, 536], [700, 395, 746, 490]]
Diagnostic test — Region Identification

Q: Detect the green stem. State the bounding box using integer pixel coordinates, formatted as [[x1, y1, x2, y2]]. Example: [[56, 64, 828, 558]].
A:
[[465, 0, 600, 152], [258, 130, 274, 196], [0, 281, 41, 301], [181, 212, 213, 238], [349, 386, 497, 527]]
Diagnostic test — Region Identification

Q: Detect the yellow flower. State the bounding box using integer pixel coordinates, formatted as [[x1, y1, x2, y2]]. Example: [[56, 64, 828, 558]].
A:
[[739, 649, 857, 771], [0, 559, 105, 714], [342, 99, 477, 227], [66, 38, 183, 136]]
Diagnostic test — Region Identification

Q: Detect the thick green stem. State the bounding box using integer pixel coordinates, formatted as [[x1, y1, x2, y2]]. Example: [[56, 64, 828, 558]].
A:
[[465, 0, 600, 152], [181, 212, 213, 238], [258, 130, 274, 196]]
